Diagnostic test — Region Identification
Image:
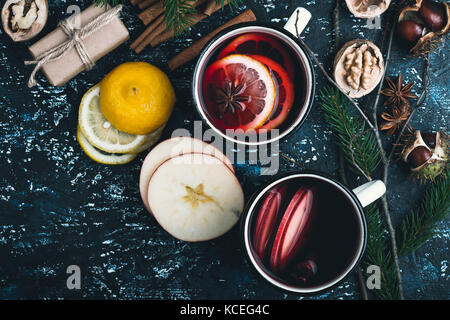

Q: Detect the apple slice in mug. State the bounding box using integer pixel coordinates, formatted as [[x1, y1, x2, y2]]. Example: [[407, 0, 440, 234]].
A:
[[270, 186, 317, 273], [147, 153, 244, 242], [139, 136, 234, 213], [252, 183, 288, 260]]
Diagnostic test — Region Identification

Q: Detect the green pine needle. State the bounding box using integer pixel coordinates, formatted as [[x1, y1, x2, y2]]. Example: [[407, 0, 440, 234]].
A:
[[94, 0, 240, 35], [397, 169, 450, 256], [163, 0, 198, 36], [320, 87, 381, 179], [320, 86, 400, 299], [94, 0, 126, 8], [162, 0, 241, 36], [362, 204, 401, 300]]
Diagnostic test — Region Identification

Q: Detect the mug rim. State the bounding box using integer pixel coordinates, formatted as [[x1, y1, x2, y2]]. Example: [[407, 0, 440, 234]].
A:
[[240, 170, 368, 294], [192, 22, 316, 146]]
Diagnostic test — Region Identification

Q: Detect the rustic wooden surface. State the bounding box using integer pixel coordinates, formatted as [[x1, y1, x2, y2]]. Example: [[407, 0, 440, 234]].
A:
[[0, 0, 448, 299]]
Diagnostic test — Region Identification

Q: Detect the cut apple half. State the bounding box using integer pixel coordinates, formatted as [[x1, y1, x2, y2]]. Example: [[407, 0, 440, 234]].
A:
[[147, 153, 244, 242], [270, 186, 317, 273], [139, 136, 234, 213]]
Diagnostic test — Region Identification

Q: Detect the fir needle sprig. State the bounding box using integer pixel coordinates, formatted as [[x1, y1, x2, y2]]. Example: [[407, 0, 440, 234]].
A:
[[320, 87, 400, 300], [163, 0, 198, 36], [397, 169, 450, 256], [163, 0, 241, 35], [94, 0, 240, 35], [94, 0, 126, 7], [320, 87, 381, 180], [362, 204, 401, 300]]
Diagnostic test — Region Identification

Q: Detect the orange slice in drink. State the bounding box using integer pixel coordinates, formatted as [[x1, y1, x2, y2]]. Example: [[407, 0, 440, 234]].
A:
[[202, 54, 276, 132]]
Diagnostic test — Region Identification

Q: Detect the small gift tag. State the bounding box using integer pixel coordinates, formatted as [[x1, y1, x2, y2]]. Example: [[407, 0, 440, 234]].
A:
[[284, 7, 311, 37]]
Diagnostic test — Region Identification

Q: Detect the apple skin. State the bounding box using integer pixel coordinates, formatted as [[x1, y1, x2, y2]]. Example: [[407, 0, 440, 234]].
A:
[[252, 183, 288, 260], [139, 136, 234, 213], [147, 153, 244, 242], [269, 186, 317, 273]]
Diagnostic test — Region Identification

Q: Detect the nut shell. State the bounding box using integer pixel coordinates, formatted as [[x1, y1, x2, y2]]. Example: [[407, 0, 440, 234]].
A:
[[1, 0, 48, 42], [333, 39, 385, 99], [345, 0, 392, 18], [401, 130, 448, 181], [398, 0, 450, 55]]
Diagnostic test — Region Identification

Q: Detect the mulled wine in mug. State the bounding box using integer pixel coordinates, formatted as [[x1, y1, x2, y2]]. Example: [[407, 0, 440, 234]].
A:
[[241, 172, 386, 294], [193, 8, 315, 146]]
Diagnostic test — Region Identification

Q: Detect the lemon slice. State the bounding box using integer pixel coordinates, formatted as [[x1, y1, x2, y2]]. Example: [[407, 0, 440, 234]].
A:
[[77, 126, 137, 165], [133, 125, 165, 154], [78, 84, 148, 154]]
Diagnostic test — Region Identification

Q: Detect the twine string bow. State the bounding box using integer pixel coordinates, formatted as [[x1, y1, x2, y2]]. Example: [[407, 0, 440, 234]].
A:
[[25, 5, 123, 88]]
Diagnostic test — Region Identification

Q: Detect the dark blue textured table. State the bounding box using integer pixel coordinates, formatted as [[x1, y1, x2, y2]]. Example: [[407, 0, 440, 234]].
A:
[[0, 0, 448, 299]]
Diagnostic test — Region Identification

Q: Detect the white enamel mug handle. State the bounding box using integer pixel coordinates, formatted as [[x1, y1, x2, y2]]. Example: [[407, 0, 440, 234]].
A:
[[284, 7, 312, 37], [352, 180, 386, 207]]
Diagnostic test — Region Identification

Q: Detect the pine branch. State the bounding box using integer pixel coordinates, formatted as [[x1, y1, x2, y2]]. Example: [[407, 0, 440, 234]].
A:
[[94, 0, 126, 7], [320, 87, 381, 180], [362, 204, 401, 300], [397, 169, 450, 256], [163, 0, 198, 36], [320, 86, 403, 300], [162, 0, 241, 36]]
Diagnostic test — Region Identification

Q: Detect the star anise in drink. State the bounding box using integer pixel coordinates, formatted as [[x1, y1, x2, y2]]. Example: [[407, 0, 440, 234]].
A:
[[381, 73, 418, 107], [380, 104, 411, 135], [211, 79, 249, 119]]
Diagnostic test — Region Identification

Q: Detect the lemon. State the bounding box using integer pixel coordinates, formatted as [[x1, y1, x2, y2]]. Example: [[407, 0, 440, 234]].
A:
[[100, 62, 176, 135], [132, 125, 165, 153], [79, 84, 153, 154], [77, 126, 137, 165]]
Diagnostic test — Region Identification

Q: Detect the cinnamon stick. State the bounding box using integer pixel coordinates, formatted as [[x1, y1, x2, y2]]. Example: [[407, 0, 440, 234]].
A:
[[138, 1, 165, 25], [138, 0, 159, 10], [168, 9, 256, 71], [150, 0, 230, 47], [131, 14, 165, 52]]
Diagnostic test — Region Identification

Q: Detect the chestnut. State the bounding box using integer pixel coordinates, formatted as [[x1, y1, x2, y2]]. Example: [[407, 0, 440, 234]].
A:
[[406, 146, 432, 168], [419, 0, 445, 31], [421, 132, 437, 149], [396, 20, 425, 44]]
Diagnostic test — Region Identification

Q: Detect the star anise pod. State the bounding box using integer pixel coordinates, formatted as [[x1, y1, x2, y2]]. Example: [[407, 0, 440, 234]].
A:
[[381, 74, 418, 108], [380, 104, 411, 135], [212, 80, 249, 119]]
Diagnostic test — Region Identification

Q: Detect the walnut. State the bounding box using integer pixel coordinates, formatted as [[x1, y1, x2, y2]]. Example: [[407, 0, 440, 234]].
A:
[[11, 0, 38, 31], [345, 0, 392, 18], [1, 0, 48, 42], [334, 40, 385, 99]]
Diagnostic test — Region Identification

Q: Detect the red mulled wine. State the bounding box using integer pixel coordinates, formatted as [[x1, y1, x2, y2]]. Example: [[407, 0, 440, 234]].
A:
[[200, 32, 308, 134], [250, 177, 362, 288]]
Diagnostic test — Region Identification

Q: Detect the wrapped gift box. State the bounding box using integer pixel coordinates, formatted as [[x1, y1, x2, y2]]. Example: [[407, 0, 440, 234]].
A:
[[28, 5, 129, 86]]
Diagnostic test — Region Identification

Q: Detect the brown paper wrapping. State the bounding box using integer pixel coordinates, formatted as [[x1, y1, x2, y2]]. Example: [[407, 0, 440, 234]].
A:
[[28, 5, 129, 86]]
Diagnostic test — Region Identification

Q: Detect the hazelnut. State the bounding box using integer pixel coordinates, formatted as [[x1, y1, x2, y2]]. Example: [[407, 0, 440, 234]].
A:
[[345, 0, 392, 19], [396, 20, 426, 44], [419, 0, 446, 31], [333, 40, 384, 99], [1, 0, 48, 42]]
